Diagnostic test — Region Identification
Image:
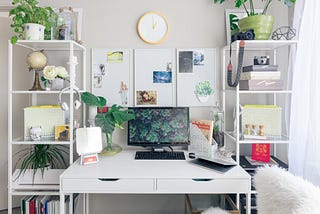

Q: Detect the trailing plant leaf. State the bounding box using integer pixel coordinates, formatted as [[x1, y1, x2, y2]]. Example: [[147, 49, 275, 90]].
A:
[[81, 92, 107, 107]]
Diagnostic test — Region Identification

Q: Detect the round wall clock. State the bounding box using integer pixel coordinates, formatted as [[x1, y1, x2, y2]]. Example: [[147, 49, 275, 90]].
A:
[[137, 11, 169, 44]]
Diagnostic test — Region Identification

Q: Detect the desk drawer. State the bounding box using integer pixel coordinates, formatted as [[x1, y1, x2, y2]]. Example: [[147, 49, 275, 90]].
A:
[[62, 178, 155, 193], [157, 179, 249, 194]]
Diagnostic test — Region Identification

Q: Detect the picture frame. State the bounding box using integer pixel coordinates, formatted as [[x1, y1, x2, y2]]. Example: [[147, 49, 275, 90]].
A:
[[225, 9, 263, 45], [55, 125, 70, 141]]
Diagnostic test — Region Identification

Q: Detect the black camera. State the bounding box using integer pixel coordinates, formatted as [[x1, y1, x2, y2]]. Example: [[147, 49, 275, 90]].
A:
[[254, 56, 270, 65], [231, 29, 255, 43]]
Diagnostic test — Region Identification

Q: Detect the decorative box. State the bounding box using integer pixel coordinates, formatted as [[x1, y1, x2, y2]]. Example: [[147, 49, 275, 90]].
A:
[[240, 80, 283, 90], [24, 106, 65, 140], [241, 105, 282, 136]]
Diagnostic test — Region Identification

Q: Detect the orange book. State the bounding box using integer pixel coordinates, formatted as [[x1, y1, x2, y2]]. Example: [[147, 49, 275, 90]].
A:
[[191, 119, 213, 143]]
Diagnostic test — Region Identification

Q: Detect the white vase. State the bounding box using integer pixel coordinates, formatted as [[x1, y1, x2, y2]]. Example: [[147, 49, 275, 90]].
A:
[[88, 106, 97, 126], [51, 78, 64, 90], [197, 95, 209, 103], [24, 23, 45, 40]]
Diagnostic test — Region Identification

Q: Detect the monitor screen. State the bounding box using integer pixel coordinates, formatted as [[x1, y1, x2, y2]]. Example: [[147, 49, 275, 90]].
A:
[[128, 107, 190, 147]]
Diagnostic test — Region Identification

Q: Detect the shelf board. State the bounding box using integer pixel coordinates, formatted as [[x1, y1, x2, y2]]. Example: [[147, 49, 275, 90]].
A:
[[11, 89, 85, 94], [224, 40, 298, 51], [11, 169, 63, 191], [12, 137, 71, 145], [238, 90, 292, 94], [11, 190, 60, 196], [224, 131, 289, 144], [14, 40, 85, 51]]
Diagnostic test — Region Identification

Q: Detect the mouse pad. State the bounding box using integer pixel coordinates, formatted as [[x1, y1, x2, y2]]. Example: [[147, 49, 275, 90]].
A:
[[190, 158, 236, 173]]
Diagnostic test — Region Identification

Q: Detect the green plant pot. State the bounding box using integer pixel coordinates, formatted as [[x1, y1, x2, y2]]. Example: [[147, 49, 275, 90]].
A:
[[239, 15, 274, 40]]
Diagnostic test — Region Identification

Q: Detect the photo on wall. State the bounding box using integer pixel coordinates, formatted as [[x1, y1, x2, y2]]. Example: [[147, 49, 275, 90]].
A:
[[94, 64, 106, 76], [136, 90, 157, 105], [193, 50, 204, 66], [178, 51, 193, 73], [153, 71, 172, 83], [107, 51, 124, 63]]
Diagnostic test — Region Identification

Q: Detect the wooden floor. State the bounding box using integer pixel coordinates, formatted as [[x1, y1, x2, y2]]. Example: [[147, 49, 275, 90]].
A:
[[0, 207, 20, 214]]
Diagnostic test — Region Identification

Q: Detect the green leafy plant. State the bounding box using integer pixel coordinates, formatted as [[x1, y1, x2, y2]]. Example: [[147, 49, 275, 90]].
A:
[[9, 0, 57, 44], [213, 114, 220, 132], [81, 92, 135, 151], [195, 81, 214, 97], [15, 144, 68, 182], [81, 92, 107, 109], [213, 0, 296, 16]]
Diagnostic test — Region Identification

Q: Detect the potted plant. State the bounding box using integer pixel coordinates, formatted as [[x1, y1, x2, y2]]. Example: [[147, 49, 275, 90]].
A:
[[41, 65, 69, 90], [194, 81, 214, 103], [15, 144, 68, 183], [81, 92, 135, 156], [9, 0, 58, 44], [214, 0, 296, 40]]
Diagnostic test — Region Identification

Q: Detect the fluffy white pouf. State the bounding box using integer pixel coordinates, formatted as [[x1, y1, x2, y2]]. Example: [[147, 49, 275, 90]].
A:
[[254, 165, 320, 214], [202, 207, 230, 214]]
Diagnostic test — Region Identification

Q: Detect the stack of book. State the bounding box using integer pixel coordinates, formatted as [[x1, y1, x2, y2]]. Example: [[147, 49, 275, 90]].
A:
[[240, 65, 283, 90], [20, 195, 69, 214]]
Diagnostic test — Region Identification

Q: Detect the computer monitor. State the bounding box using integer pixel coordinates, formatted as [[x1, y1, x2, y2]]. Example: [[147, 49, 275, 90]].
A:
[[128, 107, 190, 148]]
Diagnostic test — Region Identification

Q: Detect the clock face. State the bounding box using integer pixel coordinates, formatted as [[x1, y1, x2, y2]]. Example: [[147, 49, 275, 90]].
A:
[[137, 12, 169, 44]]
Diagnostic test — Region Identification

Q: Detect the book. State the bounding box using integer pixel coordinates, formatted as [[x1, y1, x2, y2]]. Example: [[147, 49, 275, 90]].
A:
[[191, 119, 213, 143], [252, 143, 270, 162], [240, 80, 283, 90], [242, 65, 278, 72], [21, 196, 29, 214], [245, 156, 278, 166], [240, 71, 281, 80], [235, 155, 287, 171]]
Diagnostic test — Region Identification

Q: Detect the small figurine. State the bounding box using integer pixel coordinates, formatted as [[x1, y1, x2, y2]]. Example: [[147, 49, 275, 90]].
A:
[[30, 126, 42, 141], [119, 81, 128, 105], [251, 124, 258, 135], [258, 125, 265, 136], [244, 124, 251, 135]]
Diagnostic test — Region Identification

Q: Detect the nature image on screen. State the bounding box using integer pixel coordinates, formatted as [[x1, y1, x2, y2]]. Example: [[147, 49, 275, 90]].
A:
[[128, 108, 190, 145]]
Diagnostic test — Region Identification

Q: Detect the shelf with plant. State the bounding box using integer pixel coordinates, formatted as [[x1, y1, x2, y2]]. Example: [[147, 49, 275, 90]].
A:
[[214, 0, 296, 40], [13, 144, 68, 184], [9, 0, 58, 44]]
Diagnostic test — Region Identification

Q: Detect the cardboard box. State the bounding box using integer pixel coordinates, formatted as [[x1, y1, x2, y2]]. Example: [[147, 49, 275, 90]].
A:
[[241, 105, 282, 136], [24, 106, 65, 140]]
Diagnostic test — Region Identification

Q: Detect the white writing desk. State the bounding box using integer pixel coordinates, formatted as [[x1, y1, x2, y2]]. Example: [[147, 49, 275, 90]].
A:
[[60, 150, 251, 214]]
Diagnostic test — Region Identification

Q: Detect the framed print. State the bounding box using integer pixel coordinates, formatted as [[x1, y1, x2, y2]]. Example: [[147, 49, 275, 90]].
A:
[[225, 9, 262, 45], [55, 125, 70, 141]]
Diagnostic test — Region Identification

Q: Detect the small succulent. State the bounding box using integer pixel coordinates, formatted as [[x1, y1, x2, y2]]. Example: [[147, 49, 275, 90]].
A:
[[195, 81, 214, 97]]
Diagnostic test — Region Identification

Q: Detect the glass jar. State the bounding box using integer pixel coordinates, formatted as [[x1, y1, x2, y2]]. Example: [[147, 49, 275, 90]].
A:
[[57, 7, 76, 40]]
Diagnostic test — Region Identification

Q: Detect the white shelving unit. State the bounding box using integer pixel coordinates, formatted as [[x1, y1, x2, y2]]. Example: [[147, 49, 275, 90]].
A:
[[7, 40, 86, 214], [221, 40, 298, 212], [222, 40, 298, 162]]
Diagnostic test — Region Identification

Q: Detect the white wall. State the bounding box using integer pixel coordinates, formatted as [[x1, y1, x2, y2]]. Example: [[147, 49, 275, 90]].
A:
[[1, 0, 290, 212]]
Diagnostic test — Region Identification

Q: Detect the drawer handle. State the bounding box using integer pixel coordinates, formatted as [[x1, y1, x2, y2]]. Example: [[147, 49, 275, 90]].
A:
[[192, 178, 212, 182], [98, 178, 120, 181]]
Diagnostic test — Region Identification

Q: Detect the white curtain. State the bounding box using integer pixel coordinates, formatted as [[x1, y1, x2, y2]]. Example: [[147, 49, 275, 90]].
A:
[[288, 0, 320, 186]]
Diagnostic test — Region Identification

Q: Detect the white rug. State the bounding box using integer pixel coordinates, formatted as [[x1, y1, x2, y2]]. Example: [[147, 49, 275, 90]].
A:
[[254, 165, 320, 214], [202, 207, 230, 214]]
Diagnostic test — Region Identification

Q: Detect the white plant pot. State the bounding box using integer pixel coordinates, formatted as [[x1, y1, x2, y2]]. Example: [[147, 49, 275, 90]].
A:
[[51, 78, 64, 90], [197, 95, 209, 103], [24, 23, 45, 40]]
